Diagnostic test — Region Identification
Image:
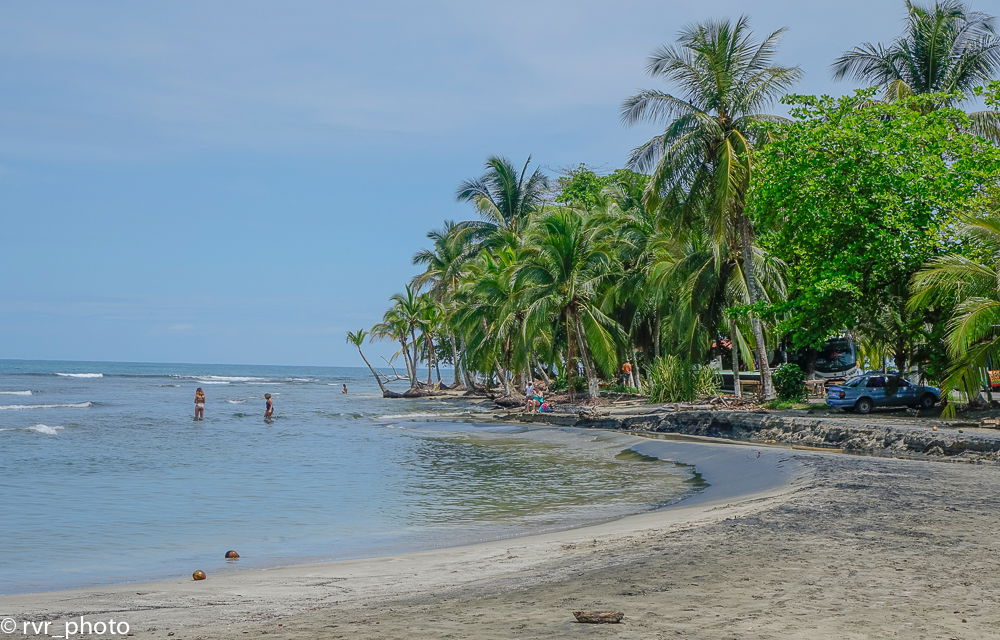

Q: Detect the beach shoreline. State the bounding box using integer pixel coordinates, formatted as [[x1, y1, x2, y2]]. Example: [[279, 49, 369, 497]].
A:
[[1, 428, 804, 637], [7, 420, 1000, 638]]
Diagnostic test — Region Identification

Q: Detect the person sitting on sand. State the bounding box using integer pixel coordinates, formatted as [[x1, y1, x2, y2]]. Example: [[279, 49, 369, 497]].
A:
[[194, 388, 205, 420], [264, 393, 274, 419], [524, 380, 536, 412]]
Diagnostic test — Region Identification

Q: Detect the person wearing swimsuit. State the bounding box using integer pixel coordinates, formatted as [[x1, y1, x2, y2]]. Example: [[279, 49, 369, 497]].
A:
[[264, 393, 274, 419], [194, 388, 205, 420]]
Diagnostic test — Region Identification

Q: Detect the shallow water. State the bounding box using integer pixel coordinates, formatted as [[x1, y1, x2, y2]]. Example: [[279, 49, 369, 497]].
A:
[[0, 360, 696, 594]]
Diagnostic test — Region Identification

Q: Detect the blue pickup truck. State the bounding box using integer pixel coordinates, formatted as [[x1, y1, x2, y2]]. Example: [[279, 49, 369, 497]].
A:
[[826, 373, 940, 414]]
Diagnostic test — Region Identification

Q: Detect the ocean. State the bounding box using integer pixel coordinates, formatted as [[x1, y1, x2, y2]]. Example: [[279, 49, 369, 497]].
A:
[[0, 359, 697, 594]]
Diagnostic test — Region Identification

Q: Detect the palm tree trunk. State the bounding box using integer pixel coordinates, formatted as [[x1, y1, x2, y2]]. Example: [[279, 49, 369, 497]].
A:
[[399, 336, 415, 384], [654, 316, 662, 358], [739, 215, 774, 400], [426, 333, 435, 386], [534, 356, 551, 386], [451, 335, 462, 388], [730, 319, 742, 398], [410, 329, 420, 388], [565, 313, 577, 401], [573, 312, 601, 400], [355, 346, 389, 396]]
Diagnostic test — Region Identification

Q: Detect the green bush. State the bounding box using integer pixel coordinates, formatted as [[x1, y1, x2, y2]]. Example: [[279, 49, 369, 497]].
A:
[[647, 355, 720, 403], [550, 375, 586, 393], [773, 363, 807, 402]]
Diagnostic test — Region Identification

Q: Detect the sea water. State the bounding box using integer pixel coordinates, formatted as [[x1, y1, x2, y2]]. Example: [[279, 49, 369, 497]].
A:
[[0, 359, 696, 594]]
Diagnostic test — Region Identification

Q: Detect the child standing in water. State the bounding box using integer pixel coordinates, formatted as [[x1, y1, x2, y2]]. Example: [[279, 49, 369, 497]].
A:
[[194, 388, 205, 420], [263, 393, 274, 419]]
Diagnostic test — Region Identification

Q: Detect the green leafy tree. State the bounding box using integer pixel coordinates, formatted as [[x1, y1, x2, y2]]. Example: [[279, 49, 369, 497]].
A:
[[749, 91, 1000, 372], [621, 16, 802, 399]]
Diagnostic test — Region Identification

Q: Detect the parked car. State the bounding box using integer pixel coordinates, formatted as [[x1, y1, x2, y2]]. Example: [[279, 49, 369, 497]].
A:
[[826, 373, 940, 414]]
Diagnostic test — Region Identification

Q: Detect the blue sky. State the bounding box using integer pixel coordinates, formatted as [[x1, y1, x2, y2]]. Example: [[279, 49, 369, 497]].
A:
[[0, 1, 973, 366]]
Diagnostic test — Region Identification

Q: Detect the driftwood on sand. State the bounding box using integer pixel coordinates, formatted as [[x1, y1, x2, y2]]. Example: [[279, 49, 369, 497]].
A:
[[572, 610, 624, 624]]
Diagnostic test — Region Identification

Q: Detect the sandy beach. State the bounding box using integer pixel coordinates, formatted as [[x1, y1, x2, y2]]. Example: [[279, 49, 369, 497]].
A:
[[6, 425, 1000, 639]]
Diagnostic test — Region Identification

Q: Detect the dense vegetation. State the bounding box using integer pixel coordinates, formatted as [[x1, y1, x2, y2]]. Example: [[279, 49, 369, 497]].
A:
[[350, 1, 1000, 410]]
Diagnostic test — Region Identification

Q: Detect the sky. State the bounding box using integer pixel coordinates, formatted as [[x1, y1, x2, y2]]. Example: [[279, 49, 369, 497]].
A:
[[0, 0, 978, 366]]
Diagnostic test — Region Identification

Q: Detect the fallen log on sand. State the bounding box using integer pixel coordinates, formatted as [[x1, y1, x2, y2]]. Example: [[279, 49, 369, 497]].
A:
[[573, 610, 624, 624]]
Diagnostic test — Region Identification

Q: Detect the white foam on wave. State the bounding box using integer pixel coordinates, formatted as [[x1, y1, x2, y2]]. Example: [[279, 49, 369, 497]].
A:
[[27, 424, 64, 435], [176, 375, 270, 383], [0, 402, 93, 410], [226, 399, 245, 404], [0, 390, 32, 395], [195, 380, 230, 385], [55, 373, 103, 378], [0, 424, 65, 435]]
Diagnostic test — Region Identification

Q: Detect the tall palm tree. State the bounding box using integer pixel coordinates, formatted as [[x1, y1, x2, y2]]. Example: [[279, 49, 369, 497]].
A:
[[833, 0, 1000, 139], [516, 208, 625, 399], [621, 16, 801, 398], [452, 247, 530, 396], [412, 221, 475, 387], [411, 221, 474, 296], [455, 155, 549, 250], [910, 214, 1000, 412]]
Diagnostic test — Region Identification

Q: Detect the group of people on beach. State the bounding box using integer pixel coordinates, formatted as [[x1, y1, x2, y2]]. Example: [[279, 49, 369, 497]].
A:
[[524, 380, 555, 413]]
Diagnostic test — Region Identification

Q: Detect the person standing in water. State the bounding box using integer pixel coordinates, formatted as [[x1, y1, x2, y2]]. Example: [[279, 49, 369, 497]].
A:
[[263, 393, 274, 419], [341, 384, 348, 394], [194, 388, 205, 420]]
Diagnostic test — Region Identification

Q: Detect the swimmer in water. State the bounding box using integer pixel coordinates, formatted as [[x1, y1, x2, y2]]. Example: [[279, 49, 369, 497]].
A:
[[194, 388, 205, 420], [342, 384, 348, 394], [264, 393, 274, 419]]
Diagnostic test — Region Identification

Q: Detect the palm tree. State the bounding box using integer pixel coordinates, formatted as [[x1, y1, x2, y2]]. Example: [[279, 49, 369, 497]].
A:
[[387, 284, 425, 390], [621, 16, 801, 399], [411, 221, 474, 296], [412, 221, 475, 387], [516, 208, 625, 399], [346, 329, 390, 396], [452, 247, 529, 396], [910, 214, 1000, 412], [833, 0, 1000, 139], [371, 305, 416, 387], [455, 155, 549, 250]]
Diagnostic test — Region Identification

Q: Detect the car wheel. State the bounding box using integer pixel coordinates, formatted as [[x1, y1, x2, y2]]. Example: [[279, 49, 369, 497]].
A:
[[855, 397, 874, 414], [919, 394, 937, 410]]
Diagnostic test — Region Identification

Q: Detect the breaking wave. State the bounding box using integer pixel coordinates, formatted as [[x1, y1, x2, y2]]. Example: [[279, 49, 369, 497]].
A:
[[0, 402, 93, 410]]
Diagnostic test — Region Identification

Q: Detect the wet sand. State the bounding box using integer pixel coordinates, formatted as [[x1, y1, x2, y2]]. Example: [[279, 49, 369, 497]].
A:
[[6, 430, 1000, 639]]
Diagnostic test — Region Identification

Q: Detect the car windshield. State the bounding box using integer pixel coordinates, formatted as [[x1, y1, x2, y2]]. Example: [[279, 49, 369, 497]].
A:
[[842, 376, 865, 387]]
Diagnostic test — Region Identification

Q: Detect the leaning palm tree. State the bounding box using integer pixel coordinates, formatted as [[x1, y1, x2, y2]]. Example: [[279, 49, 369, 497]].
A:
[[346, 329, 391, 396], [910, 213, 1000, 413], [833, 0, 1000, 139], [621, 16, 801, 399], [455, 155, 549, 250]]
